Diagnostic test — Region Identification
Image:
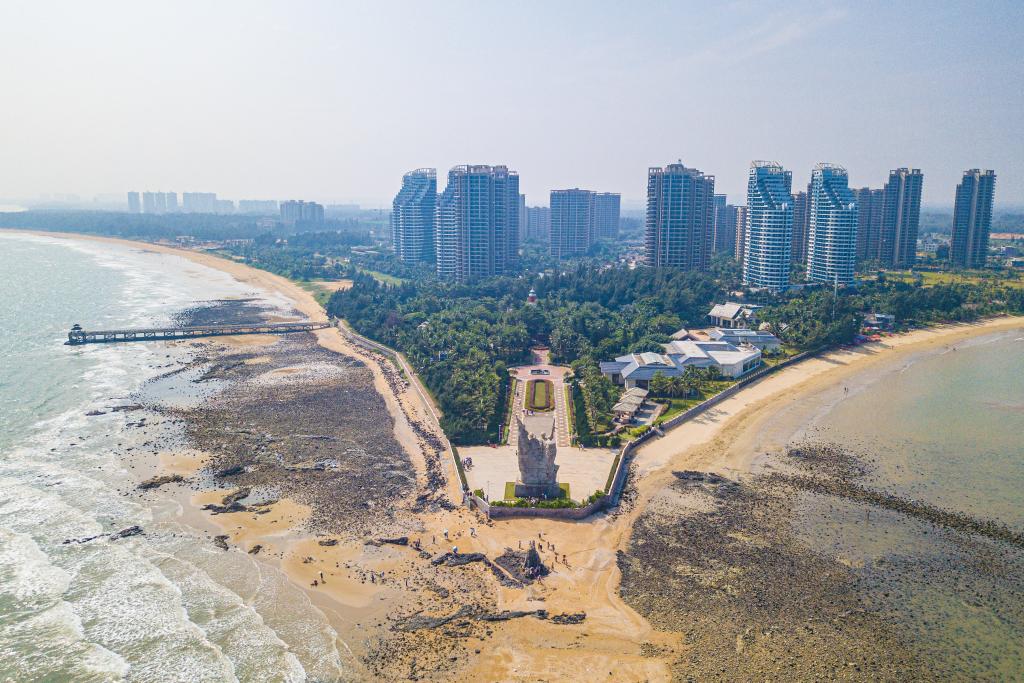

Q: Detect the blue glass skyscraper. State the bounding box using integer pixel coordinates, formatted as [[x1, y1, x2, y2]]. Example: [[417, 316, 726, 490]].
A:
[[742, 161, 793, 290], [807, 163, 858, 286]]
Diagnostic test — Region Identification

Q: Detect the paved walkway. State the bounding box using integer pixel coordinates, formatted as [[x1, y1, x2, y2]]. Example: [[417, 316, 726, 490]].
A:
[[508, 357, 572, 448], [462, 444, 615, 504]]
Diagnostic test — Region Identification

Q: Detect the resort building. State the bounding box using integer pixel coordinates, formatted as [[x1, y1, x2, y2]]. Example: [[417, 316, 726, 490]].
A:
[[141, 191, 176, 214], [878, 168, 924, 267], [743, 161, 793, 290], [644, 162, 716, 270], [600, 339, 761, 388], [237, 199, 279, 215], [391, 168, 437, 264], [708, 328, 781, 352], [708, 302, 760, 328], [593, 192, 621, 240], [853, 187, 884, 262], [733, 205, 748, 262], [436, 164, 520, 281], [791, 189, 810, 264], [525, 205, 551, 242], [182, 192, 218, 213], [550, 188, 595, 259], [712, 194, 732, 255], [807, 163, 859, 286], [612, 387, 650, 423], [951, 169, 996, 269], [280, 199, 324, 226]]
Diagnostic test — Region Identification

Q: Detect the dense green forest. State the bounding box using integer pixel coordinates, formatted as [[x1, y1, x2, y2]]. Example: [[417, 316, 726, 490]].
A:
[[760, 280, 1024, 351], [329, 260, 1024, 444], [326, 263, 734, 444]]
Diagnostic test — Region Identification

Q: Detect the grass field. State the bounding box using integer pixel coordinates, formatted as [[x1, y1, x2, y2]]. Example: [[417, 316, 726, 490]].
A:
[[504, 481, 569, 501], [880, 269, 1024, 289], [525, 379, 554, 411]]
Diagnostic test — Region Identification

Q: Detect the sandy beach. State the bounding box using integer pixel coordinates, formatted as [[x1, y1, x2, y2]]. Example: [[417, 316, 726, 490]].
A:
[[12, 229, 1024, 681]]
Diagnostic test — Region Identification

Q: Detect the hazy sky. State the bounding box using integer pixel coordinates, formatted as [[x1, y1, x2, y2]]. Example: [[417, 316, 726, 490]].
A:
[[1, 1, 1021, 208]]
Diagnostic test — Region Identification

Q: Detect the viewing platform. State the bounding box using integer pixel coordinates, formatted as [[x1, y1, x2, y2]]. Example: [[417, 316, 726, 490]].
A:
[[65, 321, 331, 345]]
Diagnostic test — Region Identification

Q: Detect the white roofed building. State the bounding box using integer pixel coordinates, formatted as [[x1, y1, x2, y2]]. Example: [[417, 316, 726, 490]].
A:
[[708, 302, 761, 328], [600, 339, 762, 389], [708, 328, 781, 352]]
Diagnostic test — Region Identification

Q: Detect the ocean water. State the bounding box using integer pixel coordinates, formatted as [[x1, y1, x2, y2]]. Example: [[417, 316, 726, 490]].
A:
[[0, 233, 348, 682], [794, 329, 1024, 678]]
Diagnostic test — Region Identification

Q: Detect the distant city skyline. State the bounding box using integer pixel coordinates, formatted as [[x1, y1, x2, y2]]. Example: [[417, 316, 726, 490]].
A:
[[0, 3, 1021, 208]]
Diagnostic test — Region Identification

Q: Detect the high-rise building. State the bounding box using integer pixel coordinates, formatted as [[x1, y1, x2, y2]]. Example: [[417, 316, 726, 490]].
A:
[[807, 163, 858, 286], [550, 189, 595, 259], [213, 199, 235, 214], [391, 168, 437, 264], [238, 199, 279, 215], [742, 161, 793, 291], [951, 169, 996, 268], [127, 192, 141, 214], [165, 192, 178, 213], [879, 168, 924, 267], [435, 165, 520, 281], [182, 192, 218, 213], [853, 187, 884, 262], [732, 205, 748, 262], [791, 189, 810, 264], [593, 193, 621, 240], [518, 194, 528, 242], [712, 194, 734, 255], [280, 200, 325, 226], [644, 162, 715, 269], [141, 191, 166, 214], [525, 206, 551, 242]]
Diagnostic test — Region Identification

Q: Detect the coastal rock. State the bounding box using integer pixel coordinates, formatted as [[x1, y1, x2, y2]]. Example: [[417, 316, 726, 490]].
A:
[[213, 535, 230, 550], [111, 404, 144, 413], [431, 552, 487, 567], [550, 612, 587, 625], [109, 525, 144, 540], [248, 544, 262, 555], [318, 538, 339, 547], [85, 410, 106, 416], [138, 474, 184, 490]]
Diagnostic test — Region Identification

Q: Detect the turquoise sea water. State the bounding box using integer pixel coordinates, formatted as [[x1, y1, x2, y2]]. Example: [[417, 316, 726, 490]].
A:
[[795, 330, 1024, 679], [0, 233, 346, 682]]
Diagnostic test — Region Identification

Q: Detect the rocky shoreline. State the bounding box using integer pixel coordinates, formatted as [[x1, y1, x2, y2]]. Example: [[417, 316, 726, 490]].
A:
[[618, 455, 929, 680], [618, 438, 1024, 681]]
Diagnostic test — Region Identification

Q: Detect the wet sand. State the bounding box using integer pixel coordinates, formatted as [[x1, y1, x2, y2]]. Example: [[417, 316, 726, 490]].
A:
[[13, 229, 1024, 681]]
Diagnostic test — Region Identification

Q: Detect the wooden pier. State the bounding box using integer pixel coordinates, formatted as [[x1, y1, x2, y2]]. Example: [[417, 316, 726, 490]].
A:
[[66, 321, 331, 345]]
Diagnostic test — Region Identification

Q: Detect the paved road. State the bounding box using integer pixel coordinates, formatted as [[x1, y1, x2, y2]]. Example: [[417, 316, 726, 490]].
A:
[[509, 363, 571, 448]]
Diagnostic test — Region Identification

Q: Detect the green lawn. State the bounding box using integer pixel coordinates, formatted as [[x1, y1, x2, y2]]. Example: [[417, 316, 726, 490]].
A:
[[503, 481, 569, 501], [357, 267, 406, 286], [526, 379, 554, 411], [881, 269, 1024, 290], [653, 398, 699, 424]]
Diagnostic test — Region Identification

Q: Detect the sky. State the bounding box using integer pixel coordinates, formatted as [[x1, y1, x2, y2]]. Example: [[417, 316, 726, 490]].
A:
[[1, 1, 1022, 209]]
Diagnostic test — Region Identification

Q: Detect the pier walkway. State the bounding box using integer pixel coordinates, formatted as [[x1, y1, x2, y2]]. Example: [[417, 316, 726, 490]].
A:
[[66, 321, 330, 345]]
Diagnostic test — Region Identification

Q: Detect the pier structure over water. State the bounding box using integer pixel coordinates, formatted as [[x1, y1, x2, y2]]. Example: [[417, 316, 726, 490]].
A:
[[66, 321, 331, 345]]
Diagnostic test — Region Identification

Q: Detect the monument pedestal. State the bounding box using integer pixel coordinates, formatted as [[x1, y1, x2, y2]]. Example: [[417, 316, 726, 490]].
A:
[[514, 481, 563, 499]]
